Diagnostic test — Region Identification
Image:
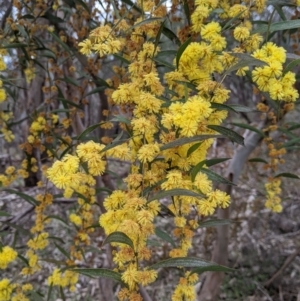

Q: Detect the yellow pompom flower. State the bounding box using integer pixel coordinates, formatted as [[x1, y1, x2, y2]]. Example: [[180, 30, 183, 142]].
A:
[[69, 213, 82, 226], [0, 246, 18, 269], [137, 143, 160, 163], [0, 279, 14, 301]]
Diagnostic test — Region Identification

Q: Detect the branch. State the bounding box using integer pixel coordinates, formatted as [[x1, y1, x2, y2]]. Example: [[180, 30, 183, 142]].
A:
[[0, 0, 12, 30], [264, 246, 300, 287]]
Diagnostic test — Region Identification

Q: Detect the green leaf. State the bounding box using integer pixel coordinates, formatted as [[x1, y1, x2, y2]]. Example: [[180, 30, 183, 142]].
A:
[[18, 254, 29, 266], [42, 11, 64, 24], [211, 103, 238, 113], [274, 173, 299, 179], [232, 122, 265, 137], [42, 49, 57, 60], [227, 104, 255, 113], [157, 50, 178, 57], [54, 242, 71, 259], [198, 168, 235, 186], [50, 32, 72, 55], [47, 284, 53, 301], [190, 158, 230, 181], [155, 228, 176, 247], [253, 19, 300, 34], [60, 286, 66, 301], [103, 231, 134, 249], [45, 215, 70, 227], [28, 291, 45, 301], [191, 264, 234, 274], [199, 219, 232, 228], [148, 189, 204, 202], [207, 125, 244, 145], [16, 24, 29, 40], [187, 142, 202, 157], [120, 0, 142, 13], [76, 123, 102, 140], [153, 58, 175, 70], [149, 257, 232, 270], [287, 123, 300, 131], [72, 268, 123, 283], [48, 236, 65, 244], [114, 53, 130, 64], [20, 14, 35, 19], [283, 58, 300, 74], [95, 187, 112, 195], [110, 115, 131, 125], [204, 158, 231, 167], [281, 137, 300, 148], [5, 222, 32, 235], [57, 87, 70, 118], [222, 10, 248, 31], [58, 76, 79, 87], [85, 86, 107, 96], [224, 55, 267, 74], [162, 27, 181, 46], [160, 135, 220, 151], [0, 211, 11, 217], [131, 17, 163, 30], [4, 189, 37, 206], [273, 4, 287, 21], [100, 139, 129, 153], [182, 0, 191, 25], [248, 157, 268, 164], [0, 43, 28, 49], [176, 37, 192, 69]]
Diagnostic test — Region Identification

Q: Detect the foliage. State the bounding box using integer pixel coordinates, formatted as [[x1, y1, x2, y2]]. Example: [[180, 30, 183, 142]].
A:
[[0, 0, 300, 300]]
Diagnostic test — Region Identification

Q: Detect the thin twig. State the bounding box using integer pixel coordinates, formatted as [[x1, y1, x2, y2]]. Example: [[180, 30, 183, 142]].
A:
[[264, 246, 300, 287]]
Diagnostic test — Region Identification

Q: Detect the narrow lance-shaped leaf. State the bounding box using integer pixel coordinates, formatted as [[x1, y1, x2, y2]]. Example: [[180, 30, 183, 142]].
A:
[[253, 19, 300, 34], [149, 257, 233, 271], [281, 137, 300, 148], [197, 168, 235, 186], [72, 268, 123, 283], [85, 86, 107, 96], [54, 242, 71, 260], [102, 231, 134, 249], [155, 228, 176, 247], [207, 125, 244, 145], [232, 122, 265, 137], [148, 189, 204, 202], [204, 158, 231, 167], [162, 27, 181, 46], [226, 104, 255, 112], [274, 173, 299, 179], [199, 219, 232, 228], [4, 189, 37, 206], [0, 211, 11, 217], [130, 17, 163, 30], [224, 56, 267, 75], [120, 0, 143, 13], [160, 135, 221, 151], [176, 37, 192, 69], [76, 122, 104, 141], [191, 264, 234, 274], [187, 142, 202, 157], [248, 157, 268, 164], [191, 159, 230, 181]]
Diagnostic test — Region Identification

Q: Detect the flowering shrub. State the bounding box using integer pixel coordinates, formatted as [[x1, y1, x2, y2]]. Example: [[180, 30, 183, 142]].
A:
[[0, 0, 300, 300]]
